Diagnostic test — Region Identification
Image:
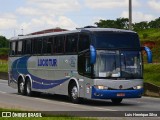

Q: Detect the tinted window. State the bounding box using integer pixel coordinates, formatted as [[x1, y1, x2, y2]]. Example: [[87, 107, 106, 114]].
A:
[[42, 37, 53, 54], [79, 34, 90, 52], [54, 36, 64, 53], [11, 42, 16, 55], [33, 38, 42, 54], [42, 37, 48, 54], [65, 34, 78, 53], [78, 52, 91, 76], [48, 37, 54, 54], [15, 41, 18, 55], [26, 39, 32, 54], [17, 41, 22, 55], [94, 32, 140, 49]]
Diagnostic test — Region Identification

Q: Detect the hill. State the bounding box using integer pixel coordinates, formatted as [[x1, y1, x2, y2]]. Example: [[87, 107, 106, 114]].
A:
[[137, 28, 160, 63]]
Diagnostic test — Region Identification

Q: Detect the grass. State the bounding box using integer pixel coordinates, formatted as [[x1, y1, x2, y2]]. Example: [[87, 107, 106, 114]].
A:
[[144, 64, 160, 86], [137, 28, 160, 41], [0, 60, 8, 72]]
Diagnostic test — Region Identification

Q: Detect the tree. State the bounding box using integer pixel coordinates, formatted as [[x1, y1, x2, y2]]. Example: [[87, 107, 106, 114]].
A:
[[148, 17, 160, 28], [133, 21, 149, 31], [95, 17, 129, 29], [0, 36, 9, 48]]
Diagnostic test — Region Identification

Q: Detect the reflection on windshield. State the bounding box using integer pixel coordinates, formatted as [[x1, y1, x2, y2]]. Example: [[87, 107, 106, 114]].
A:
[[94, 50, 120, 77], [94, 50, 142, 78], [121, 51, 142, 78]]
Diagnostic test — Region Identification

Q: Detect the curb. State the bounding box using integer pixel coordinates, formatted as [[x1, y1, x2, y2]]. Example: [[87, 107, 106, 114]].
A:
[[0, 72, 8, 80]]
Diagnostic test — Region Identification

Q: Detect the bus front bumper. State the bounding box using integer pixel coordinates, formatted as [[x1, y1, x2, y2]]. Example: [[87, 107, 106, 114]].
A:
[[91, 86, 143, 99]]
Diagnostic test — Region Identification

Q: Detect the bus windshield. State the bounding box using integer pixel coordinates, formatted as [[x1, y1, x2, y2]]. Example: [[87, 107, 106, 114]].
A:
[[94, 32, 140, 49], [94, 50, 142, 79]]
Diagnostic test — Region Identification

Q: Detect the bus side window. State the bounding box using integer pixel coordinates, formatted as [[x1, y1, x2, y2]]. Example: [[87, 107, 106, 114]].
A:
[[65, 34, 78, 54], [26, 39, 32, 54], [47, 37, 53, 54], [78, 52, 91, 76], [17, 41, 22, 55], [48, 37, 55, 54], [42, 37, 48, 54], [11, 42, 16, 55], [33, 38, 42, 54], [55, 36, 65, 54], [79, 34, 90, 52]]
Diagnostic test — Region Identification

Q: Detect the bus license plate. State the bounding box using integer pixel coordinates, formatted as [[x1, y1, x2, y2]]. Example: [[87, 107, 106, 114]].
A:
[[117, 93, 125, 97]]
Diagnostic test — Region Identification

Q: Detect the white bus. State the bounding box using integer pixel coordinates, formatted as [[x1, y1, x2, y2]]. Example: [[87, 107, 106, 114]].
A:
[[8, 28, 152, 104]]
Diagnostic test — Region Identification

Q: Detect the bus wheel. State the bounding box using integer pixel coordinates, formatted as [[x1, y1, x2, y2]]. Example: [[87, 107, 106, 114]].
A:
[[111, 98, 123, 104], [18, 78, 25, 95], [69, 83, 80, 103], [25, 80, 32, 96]]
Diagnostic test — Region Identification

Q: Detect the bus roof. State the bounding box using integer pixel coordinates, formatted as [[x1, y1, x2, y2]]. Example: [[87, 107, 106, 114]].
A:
[[9, 28, 136, 41]]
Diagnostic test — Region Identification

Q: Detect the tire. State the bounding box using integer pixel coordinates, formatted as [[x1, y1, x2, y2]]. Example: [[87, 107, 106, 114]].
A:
[[25, 79, 32, 96], [69, 83, 80, 104], [111, 98, 123, 104], [18, 78, 25, 95]]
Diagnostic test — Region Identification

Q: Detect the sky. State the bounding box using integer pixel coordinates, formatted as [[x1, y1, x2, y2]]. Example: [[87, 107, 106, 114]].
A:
[[0, 0, 160, 38]]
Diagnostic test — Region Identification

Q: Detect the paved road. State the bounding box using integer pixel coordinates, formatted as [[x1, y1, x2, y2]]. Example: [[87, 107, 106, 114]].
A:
[[0, 79, 159, 118]]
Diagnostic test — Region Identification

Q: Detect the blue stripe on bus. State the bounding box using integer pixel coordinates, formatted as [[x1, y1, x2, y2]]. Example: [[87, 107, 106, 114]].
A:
[[91, 86, 143, 99], [11, 56, 70, 89]]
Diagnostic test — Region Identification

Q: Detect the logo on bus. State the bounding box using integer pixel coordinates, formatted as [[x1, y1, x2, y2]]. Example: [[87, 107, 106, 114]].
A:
[[69, 57, 76, 67], [38, 59, 57, 67]]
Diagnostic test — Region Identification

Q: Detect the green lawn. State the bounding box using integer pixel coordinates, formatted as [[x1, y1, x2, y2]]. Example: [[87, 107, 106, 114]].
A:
[[0, 60, 8, 72], [144, 64, 160, 86], [137, 28, 160, 41]]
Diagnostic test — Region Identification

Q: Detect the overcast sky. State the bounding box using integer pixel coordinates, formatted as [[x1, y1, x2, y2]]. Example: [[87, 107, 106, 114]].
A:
[[0, 0, 160, 38]]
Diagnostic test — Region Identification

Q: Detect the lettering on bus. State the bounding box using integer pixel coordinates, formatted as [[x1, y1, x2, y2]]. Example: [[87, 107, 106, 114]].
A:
[[38, 59, 57, 67]]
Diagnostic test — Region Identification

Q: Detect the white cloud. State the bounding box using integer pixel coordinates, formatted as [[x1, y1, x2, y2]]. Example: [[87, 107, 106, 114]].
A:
[[16, 7, 43, 16], [121, 11, 156, 23], [19, 16, 78, 34], [0, 14, 17, 30], [84, 0, 140, 9], [148, 0, 160, 11], [27, 0, 81, 14]]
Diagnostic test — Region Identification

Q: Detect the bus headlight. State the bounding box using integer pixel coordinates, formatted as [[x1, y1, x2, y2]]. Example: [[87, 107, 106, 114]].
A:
[[95, 85, 108, 90], [133, 85, 143, 90]]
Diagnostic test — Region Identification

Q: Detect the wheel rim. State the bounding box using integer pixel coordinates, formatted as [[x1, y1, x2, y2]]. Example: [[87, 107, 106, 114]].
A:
[[19, 82, 24, 93], [71, 86, 78, 100], [27, 82, 31, 94]]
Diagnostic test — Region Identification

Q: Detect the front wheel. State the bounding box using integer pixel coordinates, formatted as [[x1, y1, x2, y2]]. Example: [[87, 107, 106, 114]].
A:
[[111, 98, 123, 104], [69, 83, 80, 103]]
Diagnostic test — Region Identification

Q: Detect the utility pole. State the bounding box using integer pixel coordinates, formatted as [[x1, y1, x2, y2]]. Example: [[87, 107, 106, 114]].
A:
[[129, 0, 132, 30]]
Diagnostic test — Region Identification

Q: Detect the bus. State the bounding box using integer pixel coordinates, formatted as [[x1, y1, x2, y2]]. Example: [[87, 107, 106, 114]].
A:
[[8, 28, 152, 104]]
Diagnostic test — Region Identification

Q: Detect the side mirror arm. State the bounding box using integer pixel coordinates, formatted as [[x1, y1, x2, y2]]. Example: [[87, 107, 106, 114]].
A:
[[142, 46, 152, 63]]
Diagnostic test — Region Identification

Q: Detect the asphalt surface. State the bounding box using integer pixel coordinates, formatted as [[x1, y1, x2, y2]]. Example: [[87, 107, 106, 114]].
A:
[[0, 79, 159, 118]]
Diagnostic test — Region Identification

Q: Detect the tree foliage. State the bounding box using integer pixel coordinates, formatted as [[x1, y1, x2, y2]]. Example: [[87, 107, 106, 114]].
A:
[[95, 18, 129, 29], [95, 17, 160, 31], [0, 36, 9, 48], [0, 36, 9, 56]]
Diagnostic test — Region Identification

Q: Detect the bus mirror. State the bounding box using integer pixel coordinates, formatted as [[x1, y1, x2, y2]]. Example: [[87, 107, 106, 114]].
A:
[[143, 46, 152, 63], [90, 45, 96, 64]]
